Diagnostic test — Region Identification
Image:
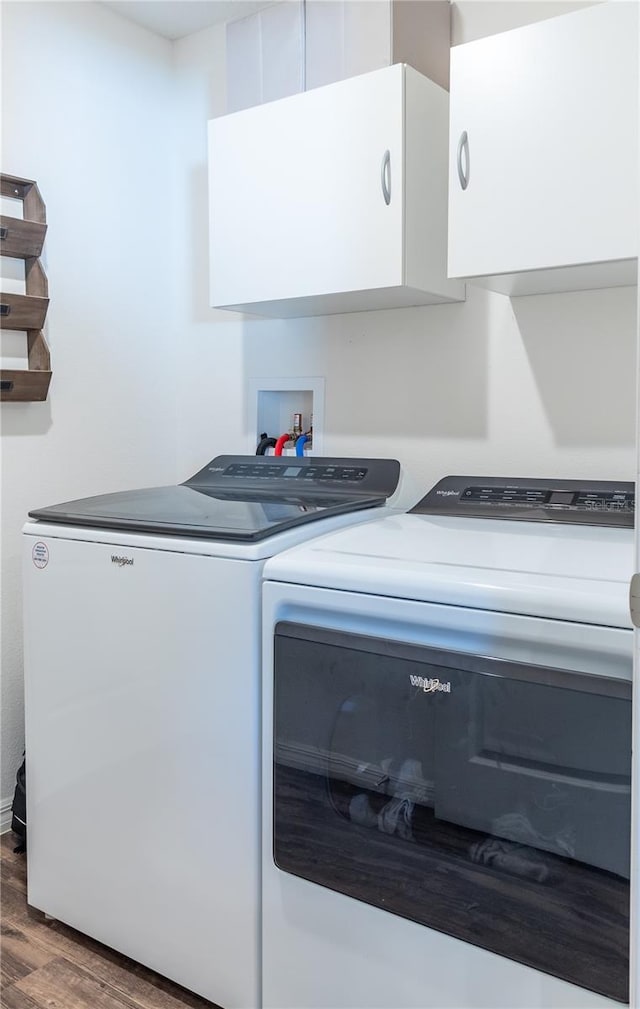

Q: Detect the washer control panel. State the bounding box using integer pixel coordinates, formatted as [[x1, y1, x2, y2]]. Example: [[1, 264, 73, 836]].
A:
[[220, 463, 368, 483], [185, 455, 400, 500], [413, 476, 635, 527]]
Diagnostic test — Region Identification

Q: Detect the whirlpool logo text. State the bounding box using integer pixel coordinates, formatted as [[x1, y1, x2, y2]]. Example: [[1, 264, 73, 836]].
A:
[[111, 555, 134, 567], [409, 675, 451, 694]]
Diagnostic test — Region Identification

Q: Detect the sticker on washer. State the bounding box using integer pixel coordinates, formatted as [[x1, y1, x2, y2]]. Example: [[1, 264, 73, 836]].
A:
[[32, 542, 49, 569]]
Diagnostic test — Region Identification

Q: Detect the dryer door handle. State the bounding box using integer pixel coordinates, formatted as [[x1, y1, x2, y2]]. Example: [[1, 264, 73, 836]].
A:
[[629, 573, 640, 628]]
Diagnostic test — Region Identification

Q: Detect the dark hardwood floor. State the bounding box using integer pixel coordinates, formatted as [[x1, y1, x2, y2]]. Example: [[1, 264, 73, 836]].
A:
[[0, 832, 219, 1009]]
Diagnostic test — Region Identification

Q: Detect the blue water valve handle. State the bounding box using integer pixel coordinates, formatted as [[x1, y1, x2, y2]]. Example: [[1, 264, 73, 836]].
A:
[[295, 434, 309, 457]]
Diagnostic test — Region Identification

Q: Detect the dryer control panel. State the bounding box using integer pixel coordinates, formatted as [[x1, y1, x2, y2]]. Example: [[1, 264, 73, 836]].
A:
[[412, 476, 635, 527]]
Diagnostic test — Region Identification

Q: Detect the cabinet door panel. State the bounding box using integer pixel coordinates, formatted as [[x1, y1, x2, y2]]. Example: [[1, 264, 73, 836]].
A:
[[448, 3, 638, 280], [210, 66, 404, 308]]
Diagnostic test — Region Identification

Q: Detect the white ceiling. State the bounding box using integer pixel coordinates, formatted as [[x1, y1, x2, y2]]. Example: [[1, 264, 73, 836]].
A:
[[102, 1, 273, 40]]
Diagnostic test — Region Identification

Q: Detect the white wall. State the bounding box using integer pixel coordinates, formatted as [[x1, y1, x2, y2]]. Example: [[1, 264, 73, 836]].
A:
[[172, 20, 246, 468], [0, 2, 178, 822], [173, 9, 637, 509]]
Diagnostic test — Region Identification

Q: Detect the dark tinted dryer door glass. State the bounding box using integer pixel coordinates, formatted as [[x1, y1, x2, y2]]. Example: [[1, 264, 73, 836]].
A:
[[273, 624, 631, 1004]]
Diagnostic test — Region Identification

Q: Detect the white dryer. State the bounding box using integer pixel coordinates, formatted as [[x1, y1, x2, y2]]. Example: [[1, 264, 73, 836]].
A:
[[22, 454, 400, 1009], [261, 476, 635, 1009]]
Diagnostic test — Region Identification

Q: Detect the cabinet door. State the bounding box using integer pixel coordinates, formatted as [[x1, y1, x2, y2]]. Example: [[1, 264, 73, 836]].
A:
[[209, 65, 404, 309], [448, 3, 639, 280]]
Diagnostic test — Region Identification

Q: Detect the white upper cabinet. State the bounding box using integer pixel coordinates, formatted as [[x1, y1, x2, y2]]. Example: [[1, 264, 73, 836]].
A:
[[448, 2, 639, 296], [209, 64, 465, 318]]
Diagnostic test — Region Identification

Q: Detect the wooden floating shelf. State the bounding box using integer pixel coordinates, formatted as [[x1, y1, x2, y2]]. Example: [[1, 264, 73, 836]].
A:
[[0, 369, 52, 402], [1, 174, 46, 223], [0, 292, 49, 330], [0, 215, 47, 259], [0, 329, 51, 403], [0, 173, 52, 402]]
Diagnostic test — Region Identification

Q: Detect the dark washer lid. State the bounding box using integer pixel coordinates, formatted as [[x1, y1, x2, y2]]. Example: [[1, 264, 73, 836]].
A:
[[28, 455, 400, 542]]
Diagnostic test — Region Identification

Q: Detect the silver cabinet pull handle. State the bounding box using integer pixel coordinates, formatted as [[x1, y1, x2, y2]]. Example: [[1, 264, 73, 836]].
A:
[[457, 131, 469, 190], [381, 150, 391, 205]]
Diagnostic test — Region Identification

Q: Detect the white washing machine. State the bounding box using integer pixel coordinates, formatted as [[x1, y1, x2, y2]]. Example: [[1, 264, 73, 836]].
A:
[[22, 453, 400, 1009], [261, 475, 635, 1009]]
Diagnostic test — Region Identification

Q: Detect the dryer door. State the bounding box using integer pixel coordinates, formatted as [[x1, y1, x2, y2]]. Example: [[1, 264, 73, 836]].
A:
[[273, 621, 631, 1004]]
